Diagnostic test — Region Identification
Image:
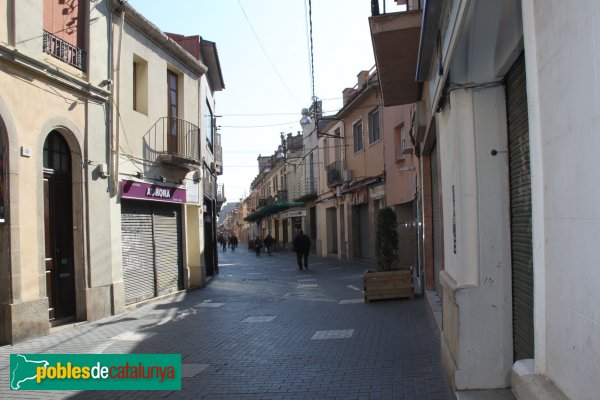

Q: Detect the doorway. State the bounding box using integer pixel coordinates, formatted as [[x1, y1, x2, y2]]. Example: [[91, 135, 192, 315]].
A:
[[43, 131, 75, 321]]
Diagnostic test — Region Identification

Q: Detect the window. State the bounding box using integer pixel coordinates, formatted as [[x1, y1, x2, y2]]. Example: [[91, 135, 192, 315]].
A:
[[334, 128, 342, 162], [353, 120, 363, 153], [43, 131, 71, 173], [43, 0, 86, 70], [133, 56, 148, 114], [205, 101, 214, 153], [369, 109, 381, 144], [167, 70, 179, 153], [394, 123, 405, 162]]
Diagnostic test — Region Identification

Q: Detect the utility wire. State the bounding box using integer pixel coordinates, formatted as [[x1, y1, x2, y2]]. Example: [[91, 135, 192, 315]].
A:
[[308, 0, 316, 102], [236, 0, 302, 106], [220, 120, 299, 128]]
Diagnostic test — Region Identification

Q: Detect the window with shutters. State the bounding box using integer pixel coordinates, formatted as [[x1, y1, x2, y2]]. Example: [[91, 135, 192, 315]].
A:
[[167, 70, 179, 154], [42, 0, 86, 70], [353, 120, 364, 153], [368, 108, 381, 144]]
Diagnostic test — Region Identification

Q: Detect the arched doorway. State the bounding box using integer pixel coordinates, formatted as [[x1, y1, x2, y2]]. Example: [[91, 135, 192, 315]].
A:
[[43, 131, 75, 321]]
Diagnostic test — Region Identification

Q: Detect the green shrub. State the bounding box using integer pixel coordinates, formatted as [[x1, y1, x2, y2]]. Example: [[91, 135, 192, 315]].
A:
[[375, 207, 399, 271]]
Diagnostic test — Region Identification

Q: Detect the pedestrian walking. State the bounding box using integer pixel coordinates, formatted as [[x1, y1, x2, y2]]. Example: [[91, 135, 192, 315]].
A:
[[218, 234, 227, 252], [254, 236, 263, 257], [263, 233, 274, 256], [293, 230, 311, 270]]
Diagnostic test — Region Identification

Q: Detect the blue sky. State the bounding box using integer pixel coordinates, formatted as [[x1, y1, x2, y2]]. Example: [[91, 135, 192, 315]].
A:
[[126, 0, 400, 203]]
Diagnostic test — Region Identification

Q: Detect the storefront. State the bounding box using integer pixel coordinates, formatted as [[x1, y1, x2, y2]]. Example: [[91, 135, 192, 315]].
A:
[[120, 180, 185, 305]]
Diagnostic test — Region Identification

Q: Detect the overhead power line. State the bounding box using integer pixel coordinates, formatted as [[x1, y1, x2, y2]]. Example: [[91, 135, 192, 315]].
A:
[[237, 0, 302, 106]]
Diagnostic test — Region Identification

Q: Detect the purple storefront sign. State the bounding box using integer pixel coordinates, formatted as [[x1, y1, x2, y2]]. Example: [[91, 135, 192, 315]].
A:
[[121, 180, 186, 204]]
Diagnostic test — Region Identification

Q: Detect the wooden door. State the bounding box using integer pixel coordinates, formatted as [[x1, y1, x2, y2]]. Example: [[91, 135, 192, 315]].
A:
[[43, 132, 75, 320]]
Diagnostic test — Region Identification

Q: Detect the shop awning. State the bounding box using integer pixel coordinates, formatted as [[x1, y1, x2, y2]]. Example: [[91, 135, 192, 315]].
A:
[[243, 201, 304, 222]]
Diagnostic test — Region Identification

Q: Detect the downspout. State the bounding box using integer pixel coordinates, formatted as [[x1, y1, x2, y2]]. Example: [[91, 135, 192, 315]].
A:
[[107, 3, 115, 196], [114, 3, 125, 194]]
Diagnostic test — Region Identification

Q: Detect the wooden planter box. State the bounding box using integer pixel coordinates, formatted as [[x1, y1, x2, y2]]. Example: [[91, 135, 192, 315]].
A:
[[363, 268, 414, 302]]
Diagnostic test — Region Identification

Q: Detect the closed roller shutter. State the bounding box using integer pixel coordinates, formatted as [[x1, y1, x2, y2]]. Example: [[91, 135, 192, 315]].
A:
[[121, 200, 155, 304], [431, 142, 443, 296], [506, 52, 534, 361], [153, 203, 183, 295]]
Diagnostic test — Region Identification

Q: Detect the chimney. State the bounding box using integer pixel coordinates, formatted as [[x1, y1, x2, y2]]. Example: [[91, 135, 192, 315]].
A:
[[357, 70, 370, 90], [343, 88, 357, 106]]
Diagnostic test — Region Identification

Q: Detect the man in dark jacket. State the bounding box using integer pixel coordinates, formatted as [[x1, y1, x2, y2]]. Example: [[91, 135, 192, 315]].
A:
[[293, 230, 311, 270]]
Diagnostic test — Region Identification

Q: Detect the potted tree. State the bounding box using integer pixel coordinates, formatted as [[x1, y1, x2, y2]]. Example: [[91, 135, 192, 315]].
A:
[[363, 207, 414, 302]]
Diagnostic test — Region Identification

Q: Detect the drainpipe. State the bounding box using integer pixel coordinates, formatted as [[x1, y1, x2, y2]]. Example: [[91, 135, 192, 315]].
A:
[[114, 2, 125, 194]]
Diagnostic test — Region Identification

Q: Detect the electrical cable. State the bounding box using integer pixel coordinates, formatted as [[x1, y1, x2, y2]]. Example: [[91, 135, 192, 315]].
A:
[[236, 0, 302, 106]]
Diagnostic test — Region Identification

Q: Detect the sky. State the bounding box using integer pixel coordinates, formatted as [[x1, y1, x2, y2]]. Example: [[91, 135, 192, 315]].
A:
[[126, 0, 404, 204]]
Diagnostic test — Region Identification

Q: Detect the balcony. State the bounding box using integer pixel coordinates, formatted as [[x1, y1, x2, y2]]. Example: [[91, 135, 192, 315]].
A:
[[144, 117, 201, 171], [258, 197, 275, 208], [369, 0, 422, 106], [216, 183, 226, 211], [326, 161, 344, 188], [43, 30, 86, 71], [214, 133, 223, 175], [290, 178, 318, 202]]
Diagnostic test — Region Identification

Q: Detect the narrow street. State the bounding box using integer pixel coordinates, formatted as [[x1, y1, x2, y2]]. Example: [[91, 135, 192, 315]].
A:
[[0, 249, 451, 400]]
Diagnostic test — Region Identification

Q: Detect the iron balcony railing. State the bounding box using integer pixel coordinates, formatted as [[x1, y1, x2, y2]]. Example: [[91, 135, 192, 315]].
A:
[[214, 133, 223, 174], [371, 0, 422, 16], [144, 117, 200, 163], [203, 174, 216, 198], [217, 183, 226, 201], [289, 178, 319, 201], [326, 160, 344, 188], [42, 30, 86, 71]]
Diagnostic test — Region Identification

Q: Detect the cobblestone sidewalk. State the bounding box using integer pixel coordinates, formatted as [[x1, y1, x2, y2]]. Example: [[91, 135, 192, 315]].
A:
[[0, 249, 452, 399]]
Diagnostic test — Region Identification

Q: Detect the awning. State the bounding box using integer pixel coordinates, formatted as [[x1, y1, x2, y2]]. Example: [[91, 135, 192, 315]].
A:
[[243, 201, 304, 222]]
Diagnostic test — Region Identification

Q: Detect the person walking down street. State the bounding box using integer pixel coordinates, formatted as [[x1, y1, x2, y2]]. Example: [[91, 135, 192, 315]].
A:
[[254, 236, 263, 257], [232, 235, 239, 250], [218, 234, 227, 252], [263, 233, 274, 256], [293, 230, 311, 270]]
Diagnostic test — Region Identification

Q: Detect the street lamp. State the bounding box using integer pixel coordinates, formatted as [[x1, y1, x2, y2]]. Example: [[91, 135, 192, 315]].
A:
[[300, 108, 311, 127]]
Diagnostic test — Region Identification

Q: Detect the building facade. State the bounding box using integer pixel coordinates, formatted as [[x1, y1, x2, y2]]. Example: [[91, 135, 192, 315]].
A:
[[0, 0, 112, 342], [111, 0, 224, 305], [0, 0, 224, 344], [373, 0, 600, 398]]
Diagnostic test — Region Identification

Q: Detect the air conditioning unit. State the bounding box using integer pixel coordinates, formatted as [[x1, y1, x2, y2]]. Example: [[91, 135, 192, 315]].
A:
[[412, 100, 427, 144], [343, 170, 353, 182]]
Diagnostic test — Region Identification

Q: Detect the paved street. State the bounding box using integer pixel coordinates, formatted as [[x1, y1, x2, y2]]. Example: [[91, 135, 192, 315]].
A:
[[0, 249, 452, 399]]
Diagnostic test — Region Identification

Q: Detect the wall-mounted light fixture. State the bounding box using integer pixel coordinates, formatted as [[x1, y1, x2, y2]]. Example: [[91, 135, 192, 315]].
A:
[[134, 171, 143, 179]]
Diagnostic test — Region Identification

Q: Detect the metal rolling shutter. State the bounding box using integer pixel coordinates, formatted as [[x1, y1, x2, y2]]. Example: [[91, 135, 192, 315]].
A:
[[506, 53, 534, 361], [153, 203, 183, 295], [431, 142, 443, 296], [121, 200, 155, 304]]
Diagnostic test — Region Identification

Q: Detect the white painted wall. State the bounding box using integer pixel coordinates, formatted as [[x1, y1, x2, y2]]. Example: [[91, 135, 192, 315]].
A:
[[523, 1, 600, 398], [438, 86, 513, 389]]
